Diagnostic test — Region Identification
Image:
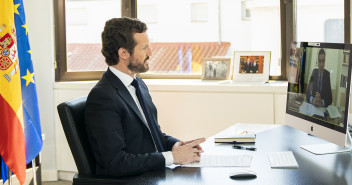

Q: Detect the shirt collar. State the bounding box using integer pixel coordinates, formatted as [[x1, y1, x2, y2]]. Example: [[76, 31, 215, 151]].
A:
[[109, 66, 136, 87]]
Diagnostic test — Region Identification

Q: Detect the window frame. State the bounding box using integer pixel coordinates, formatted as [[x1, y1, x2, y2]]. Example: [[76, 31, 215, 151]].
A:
[[54, 0, 104, 81], [54, 0, 350, 81]]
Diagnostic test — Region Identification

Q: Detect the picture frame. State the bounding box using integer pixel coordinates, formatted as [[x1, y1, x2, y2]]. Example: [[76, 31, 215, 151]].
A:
[[201, 57, 231, 80], [233, 51, 271, 83]]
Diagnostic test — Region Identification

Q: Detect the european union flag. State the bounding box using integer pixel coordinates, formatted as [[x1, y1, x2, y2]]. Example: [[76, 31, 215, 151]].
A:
[[0, 156, 9, 183], [14, 0, 43, 164]]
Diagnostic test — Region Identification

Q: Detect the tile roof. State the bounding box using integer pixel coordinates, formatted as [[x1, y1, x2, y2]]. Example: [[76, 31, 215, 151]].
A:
[[67, 44, 106, 71], [67, 42, 231, 73]]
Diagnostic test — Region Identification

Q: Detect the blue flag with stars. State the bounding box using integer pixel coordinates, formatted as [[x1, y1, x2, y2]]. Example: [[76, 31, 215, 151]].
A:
[[0, 156, 9, 183], [14, 0, 43, 165]]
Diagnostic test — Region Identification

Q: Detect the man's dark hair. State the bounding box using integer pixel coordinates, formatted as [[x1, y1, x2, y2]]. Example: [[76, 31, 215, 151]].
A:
[[318, 48, 326, 58], [101, 17, 147, 66]]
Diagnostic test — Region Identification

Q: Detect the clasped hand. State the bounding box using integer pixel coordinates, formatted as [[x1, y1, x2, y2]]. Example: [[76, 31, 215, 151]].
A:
[[172, 138, 206, 165], [312, 92, 323, 107]]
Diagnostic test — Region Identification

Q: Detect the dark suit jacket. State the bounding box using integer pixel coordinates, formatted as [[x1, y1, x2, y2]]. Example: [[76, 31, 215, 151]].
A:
[[243, 62, 252, 73], [85, 68, 179, 177], [251, 63, 258, 73], [306, 68, 332, 107]]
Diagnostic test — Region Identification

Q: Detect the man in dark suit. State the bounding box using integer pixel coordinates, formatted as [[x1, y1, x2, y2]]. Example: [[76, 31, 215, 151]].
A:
[[85, 17, 205, 177], [251, 60, 259, 73], [243, 58, 252, 73], [306, 48, 332, 107]]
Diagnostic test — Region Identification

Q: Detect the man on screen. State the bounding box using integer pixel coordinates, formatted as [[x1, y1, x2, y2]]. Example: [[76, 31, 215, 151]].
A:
[[306, 48, 332, 107]]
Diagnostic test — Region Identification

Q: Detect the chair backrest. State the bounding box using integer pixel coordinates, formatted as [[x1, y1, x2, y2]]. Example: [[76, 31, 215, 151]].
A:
[[57, 96, 95, 175]]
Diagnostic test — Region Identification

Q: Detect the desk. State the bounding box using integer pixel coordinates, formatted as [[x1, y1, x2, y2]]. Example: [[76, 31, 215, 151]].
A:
[[126, 124, 352, 185]]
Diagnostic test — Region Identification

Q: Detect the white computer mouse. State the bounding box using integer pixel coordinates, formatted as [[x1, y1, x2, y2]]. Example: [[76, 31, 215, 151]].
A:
[[229, 169, 257, 179]]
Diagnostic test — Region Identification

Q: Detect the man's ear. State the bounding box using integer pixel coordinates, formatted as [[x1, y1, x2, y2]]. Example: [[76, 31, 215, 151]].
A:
[[118, 48, 130, 60]]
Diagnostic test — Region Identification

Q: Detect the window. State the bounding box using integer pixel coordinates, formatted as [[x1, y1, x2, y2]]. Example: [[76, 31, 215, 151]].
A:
[[241, 1, 251, 20], [296, 0, 344, 43], [66, 0, 121, 72], [324, 19, 344, 43], [54, 0, 122, 81], [191, 3, 208, 22], [138, 4, 158, 24], [54, 0, 351, 81], [242, 0, 281, 76], [137, 0, 281, 77]]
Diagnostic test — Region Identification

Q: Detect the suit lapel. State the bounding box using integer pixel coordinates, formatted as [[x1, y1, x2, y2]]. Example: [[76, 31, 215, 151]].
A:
[[105, 69, 148, 126]]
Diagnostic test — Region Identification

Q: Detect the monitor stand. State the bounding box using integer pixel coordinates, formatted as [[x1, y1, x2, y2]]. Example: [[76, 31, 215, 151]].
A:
[[301, 130, 352, 155]]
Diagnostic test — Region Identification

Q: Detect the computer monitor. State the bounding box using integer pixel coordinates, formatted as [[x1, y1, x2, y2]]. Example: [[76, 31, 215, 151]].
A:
[[286, 41, 352, 154]]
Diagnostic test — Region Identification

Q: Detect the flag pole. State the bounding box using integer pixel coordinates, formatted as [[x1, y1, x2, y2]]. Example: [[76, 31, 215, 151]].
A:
[[32, 159, 37, 185], [8, 169, 12, 185]]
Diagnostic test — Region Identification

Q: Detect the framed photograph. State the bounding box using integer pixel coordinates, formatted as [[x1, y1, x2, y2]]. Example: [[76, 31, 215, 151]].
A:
[[233, 51, 271, 83], [201, 58, 231, 80]]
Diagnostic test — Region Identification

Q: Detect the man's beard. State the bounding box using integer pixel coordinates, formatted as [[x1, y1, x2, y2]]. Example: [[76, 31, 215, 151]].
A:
[[128, 56, 149, 74]]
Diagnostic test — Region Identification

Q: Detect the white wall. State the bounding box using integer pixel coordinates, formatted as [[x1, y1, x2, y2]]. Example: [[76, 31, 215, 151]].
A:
[[24, 0, 57, 181]]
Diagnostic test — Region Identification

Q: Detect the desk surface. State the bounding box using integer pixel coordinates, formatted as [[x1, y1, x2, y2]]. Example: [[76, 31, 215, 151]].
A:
[[126, 124, 352, 185]]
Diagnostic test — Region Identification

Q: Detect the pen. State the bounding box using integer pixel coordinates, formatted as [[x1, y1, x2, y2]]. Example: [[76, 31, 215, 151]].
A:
[[232, 145, 257, 151]]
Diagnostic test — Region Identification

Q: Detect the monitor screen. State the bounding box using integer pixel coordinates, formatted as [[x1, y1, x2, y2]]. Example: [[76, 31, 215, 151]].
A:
[[286, 42, 351, 148]]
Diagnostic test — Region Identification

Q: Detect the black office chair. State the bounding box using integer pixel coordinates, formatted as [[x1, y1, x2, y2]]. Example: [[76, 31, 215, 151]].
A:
[[57, 96, 131, 185]]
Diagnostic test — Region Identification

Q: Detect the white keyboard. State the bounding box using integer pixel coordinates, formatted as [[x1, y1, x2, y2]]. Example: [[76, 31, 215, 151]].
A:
[[183, 154, 252, 167], [268, 151, 299, 169]]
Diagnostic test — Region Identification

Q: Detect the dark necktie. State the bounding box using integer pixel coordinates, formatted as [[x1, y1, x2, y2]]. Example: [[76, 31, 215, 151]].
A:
[[131, 79, 165, 152], [318, 73, 322, 92]]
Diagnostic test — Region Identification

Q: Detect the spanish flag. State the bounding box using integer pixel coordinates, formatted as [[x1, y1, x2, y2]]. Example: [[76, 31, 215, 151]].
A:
[[0, 0, 42, 184], [0, 0, 26, 184]]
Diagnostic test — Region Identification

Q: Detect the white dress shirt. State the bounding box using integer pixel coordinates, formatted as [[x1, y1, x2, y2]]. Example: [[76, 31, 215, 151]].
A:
[[109, 66, 174, 166]]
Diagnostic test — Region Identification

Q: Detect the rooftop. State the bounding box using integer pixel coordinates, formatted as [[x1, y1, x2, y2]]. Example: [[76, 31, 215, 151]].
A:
[[67, 42, 231, 73]]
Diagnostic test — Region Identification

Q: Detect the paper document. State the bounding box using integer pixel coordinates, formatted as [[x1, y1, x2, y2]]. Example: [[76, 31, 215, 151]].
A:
[[299, 102, 325, 117], [182, 154, 252, 167], [327, 105, 342, 118]]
